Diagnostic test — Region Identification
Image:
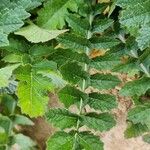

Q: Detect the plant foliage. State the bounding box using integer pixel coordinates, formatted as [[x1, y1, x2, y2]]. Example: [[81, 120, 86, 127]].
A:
[[0, 0, 150, 149]]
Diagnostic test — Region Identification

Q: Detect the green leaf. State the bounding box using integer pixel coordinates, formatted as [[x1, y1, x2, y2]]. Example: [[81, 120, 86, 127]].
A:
[[1, 38, 30, 53], [128, 104, 150, 127], [57, 33, 90, 52], [58, 85, 88, 108], [13, 0, 45, 10], [29, 45, 55, 57], [66, 14, 89, 37], [136, 25, 150, 50], [1, 94, 16, 115], [0, 0, 43, 47], [0, 115, 12, 135], [16, 65, 53, 117], [45, 108, 78, 129], [116, 0, 142, 8], [47, 131, 104, 150], [0, 31, 9, 47], [81, 113, 116, 132], [91, 54, 121, 70], [90, 73, 121, 90], [120, 77, 150, 96], [40, 71, 67, 89], [112, 61, 139, 75], [11, 115, 34, 126], [11, 134, 36, 150], [15, 24, 67, 43], [77, 132, 104, 150], [118, 0, 150, 29], [143, 134, 150, 144], [37, 0, 78, 29], [2, 54, 22, 63], [124, 122, 149, 138], [0, 127, 8, 145], [90, 36, 120, 50], [88, 93, 117, 111], [60, 62, 88, 84], [92, 18, 114, 33], [0, 64, 20, 88], [46, 131, 74, 150], [33, 60, 57, 71], [48, 49, 90, 67]]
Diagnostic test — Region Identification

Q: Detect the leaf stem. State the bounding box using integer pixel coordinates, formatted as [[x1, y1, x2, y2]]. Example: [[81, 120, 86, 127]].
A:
[[73, 6, 95, 149]]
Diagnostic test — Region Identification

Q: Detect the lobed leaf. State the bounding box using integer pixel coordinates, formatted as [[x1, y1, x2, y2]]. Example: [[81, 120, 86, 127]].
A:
[[16, 65, 53, 117]]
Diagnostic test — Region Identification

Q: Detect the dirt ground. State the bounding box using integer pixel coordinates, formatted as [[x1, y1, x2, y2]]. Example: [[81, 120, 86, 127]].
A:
[[22, 74, 150, 150]]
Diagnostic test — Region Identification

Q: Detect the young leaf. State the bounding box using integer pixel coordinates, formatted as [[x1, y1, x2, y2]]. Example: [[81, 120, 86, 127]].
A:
[[58, 85, 88, 108], [90, 73, 121, 90], [45, 108, 78, 129], [16, 65, 53, 117], [81, 113, 116, 132], [88, 93, 117, 111], [0, 64, 20, 88], [120, 77, 150, 96], [60, 62, 88, 84], [15, 24, 67, 43], [37, 0, 78, 29]]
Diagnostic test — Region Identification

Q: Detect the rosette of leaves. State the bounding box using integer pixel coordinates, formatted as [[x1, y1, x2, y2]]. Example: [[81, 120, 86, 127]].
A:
[[0, 94, 36, 149], [37, 0, 122, 149]]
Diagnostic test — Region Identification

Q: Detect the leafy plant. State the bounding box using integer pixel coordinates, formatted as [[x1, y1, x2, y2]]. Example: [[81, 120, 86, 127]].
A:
[[0, 0, 150, 149], [0, 94, 36, 149]]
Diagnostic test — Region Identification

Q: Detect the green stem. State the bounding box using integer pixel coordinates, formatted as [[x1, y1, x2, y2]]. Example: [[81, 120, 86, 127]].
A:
[[73, 10, 94, 150]]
